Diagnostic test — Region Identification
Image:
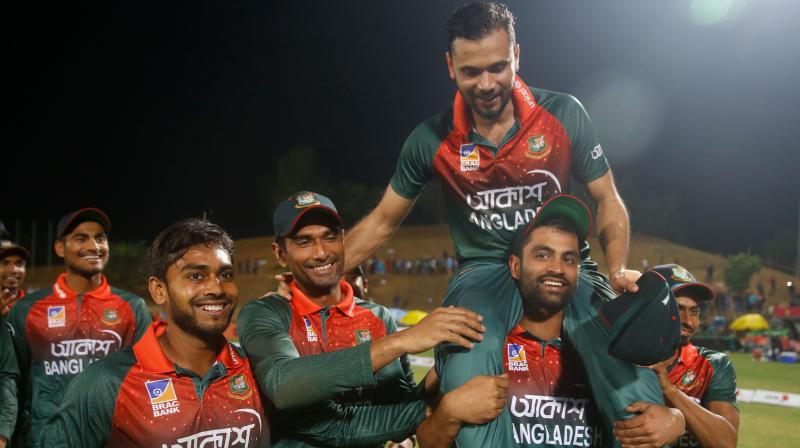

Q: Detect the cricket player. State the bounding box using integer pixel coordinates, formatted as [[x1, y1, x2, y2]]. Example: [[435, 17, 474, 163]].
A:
[[645, 264, 739, 448], [325, 3, 665, 443], [5, 207, 151, 446], [238, 191, 488, 447], [40, 218, 268, 447], [417, 195, 685, 447], [0, 239, 29, 317]]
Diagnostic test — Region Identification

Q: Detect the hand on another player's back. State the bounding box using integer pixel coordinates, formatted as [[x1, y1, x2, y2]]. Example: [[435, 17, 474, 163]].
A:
[[395, 306, 484, 354], [614, 402, 685, 448], [440, 374, 508, 425]]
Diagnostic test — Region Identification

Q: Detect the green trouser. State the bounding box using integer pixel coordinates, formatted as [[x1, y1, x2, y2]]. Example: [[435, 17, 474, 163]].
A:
[[434, 258, 664, 448]]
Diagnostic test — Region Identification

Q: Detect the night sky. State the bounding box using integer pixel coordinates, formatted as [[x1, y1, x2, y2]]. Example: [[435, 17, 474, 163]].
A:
[[5, 0, 800, 259]]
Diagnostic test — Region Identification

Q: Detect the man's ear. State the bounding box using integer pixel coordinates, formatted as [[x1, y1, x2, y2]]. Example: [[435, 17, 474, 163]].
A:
[[149, 276, 168, 306], [508, 255, 521, 280], [446, 52, 456, 80], [54, 239, 65, 258], [513, 44, 520, 72], [272, 242, 288, 268]]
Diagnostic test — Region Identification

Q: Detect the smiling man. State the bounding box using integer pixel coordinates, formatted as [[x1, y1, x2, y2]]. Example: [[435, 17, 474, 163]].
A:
[[0, 239, 29, 317], [41, 218, 267, 447], [5, 207, 151, 447], [238, 191, 487, 447]]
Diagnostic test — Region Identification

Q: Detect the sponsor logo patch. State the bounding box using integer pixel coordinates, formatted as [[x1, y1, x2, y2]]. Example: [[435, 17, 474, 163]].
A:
[[507, 343, 529, 372], [295, 192, 319, 208], [526, 135, 550, 159], [47, 305, 66, 328], [102, 308, 119, 325], [304, 317, 318, 342], [591, 143, 604, 160], [459, 143, 480, 171], [228, 374, 253, 400], [355, 329, 371, 344], [146, 378, 181, 417]]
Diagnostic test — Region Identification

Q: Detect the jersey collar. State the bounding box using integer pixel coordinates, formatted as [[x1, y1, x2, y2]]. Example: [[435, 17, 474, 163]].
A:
[[290, 279, 355, 318], [52, 272, 111, 300], [510, 323, 562, 349], [135, 321, 245, 374], [452, 76, 538, 137], [678, 342, 700, 367]]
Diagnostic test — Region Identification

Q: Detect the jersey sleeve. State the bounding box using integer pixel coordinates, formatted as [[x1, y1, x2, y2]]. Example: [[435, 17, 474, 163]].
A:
[[0, 316, 19, 442], [38, 356, 122, 448], [558, 94, 610, 184], [703, 352, 738, 407], [388, 115, 446, 199], [237, 296, 377, 410], [115, 290, 152, 343], [289, 399, 427, 446]]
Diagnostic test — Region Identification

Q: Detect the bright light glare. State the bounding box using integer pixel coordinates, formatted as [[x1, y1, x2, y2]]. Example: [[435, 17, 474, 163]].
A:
[[689, 0, 753, 26], [576, 70, 665, 162]]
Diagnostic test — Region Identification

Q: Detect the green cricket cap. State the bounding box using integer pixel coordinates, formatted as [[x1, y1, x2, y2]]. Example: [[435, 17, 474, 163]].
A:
[[649, 264, 714, 302], [510, 194, 592, 253], [57, 207, 111, 238], [273, 191, 342, 238], [600, 270, 681, 366]]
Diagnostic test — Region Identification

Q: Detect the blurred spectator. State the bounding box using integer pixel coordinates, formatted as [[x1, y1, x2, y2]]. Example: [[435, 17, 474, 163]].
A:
[[641, 257, 648, 270], [706, 263, 714, 282], [769, 275, 776, 295]]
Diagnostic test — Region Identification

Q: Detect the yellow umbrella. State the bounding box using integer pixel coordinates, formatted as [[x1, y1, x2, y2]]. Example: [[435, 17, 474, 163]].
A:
[[729, 313, 770, 331], [399, 310, 429, 326]]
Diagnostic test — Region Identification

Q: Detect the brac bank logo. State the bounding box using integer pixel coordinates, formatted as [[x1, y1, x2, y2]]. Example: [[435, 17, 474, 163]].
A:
[[145, 378, 180, 417]]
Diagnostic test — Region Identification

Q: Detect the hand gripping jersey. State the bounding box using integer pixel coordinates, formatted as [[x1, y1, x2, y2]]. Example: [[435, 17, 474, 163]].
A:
[[390, 77, 609, 263], [40, 321, 267, 448], [5, 273, 151, 446], [0, 315, 19, 442], [667, 343, 738, 448], [505, 325, 606, 447], [237, 280, 426, 447]]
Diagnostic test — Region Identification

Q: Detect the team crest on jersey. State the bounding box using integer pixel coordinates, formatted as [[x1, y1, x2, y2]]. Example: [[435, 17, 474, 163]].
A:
[[228, 374, 253, 400], [47, 305, 66, 328], [507, 343, 529, 372], [527, 134, 550, 159], [145, 378, 181, 417], [681, 370, 697, 386], [355, 329, 371, 344], [304, 317, 319, 342], [671, 266, 693, 283], [459, 143, 480, 171], [102, 308, 120, 325], [295, 192, 320, 208]]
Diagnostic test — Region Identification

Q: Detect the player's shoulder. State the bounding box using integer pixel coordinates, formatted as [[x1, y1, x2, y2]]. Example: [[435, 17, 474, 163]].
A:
[[696, 345, 733, 365], [238, 294, 292, 328], [109, 286, 144, 303], [405, 108, 453, 147], [7, 288, 51, 322], [354, 297, 390, 315], [531, 86, 587, 116]]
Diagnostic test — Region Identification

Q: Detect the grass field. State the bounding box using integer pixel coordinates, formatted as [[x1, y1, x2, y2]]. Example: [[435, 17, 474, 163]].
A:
[[409, 351, 800, 447]]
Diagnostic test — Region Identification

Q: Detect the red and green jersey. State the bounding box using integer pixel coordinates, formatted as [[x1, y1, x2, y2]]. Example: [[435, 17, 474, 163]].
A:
[[0, 315, 20, 442], [5, 273, 151, 447], [237, 280, 426, 447], [504, 325, 606, 447], [667, 343, 738, 447], [40, 321, 267, 448], [390, 77, 609, 263]]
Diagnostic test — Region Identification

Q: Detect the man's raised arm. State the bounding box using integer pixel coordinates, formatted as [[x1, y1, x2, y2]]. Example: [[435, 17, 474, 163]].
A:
[[343, 185, 415, 271], [585, 170, 636, 292]]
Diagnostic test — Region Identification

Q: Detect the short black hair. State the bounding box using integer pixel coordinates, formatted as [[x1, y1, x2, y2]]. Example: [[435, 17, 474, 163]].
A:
[[446, 2, 516, 51], [514, 214, 579, 257], [149, 218, 234, 281]]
